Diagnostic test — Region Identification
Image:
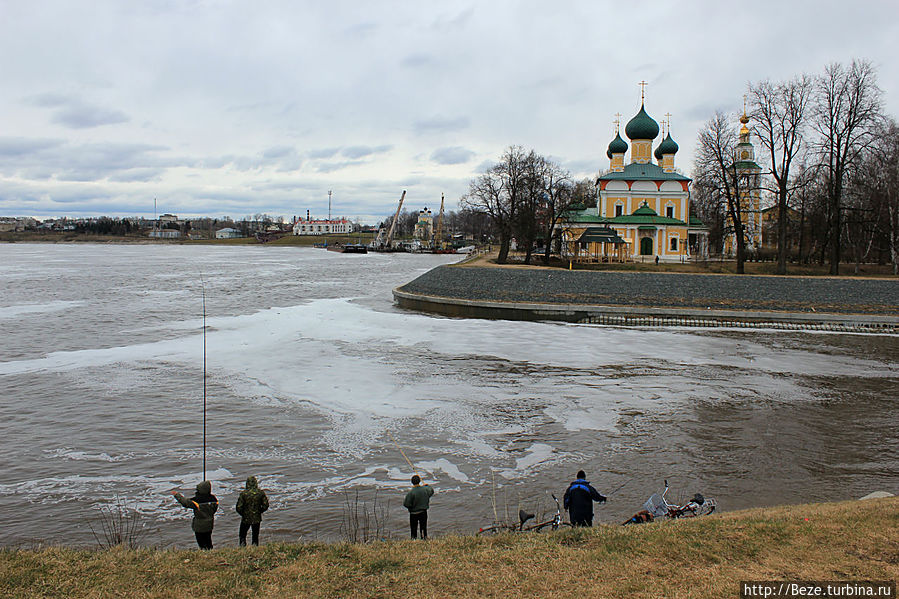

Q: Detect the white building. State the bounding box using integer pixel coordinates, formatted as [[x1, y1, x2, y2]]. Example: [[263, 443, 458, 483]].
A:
[[215, 227, 242, 239], [293, 218, 352, 235]]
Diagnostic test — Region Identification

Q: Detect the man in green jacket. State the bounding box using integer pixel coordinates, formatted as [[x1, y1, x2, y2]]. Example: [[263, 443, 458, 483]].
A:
[[236, 475, 269, 546], [402, 475, 434, 539], [173, 480, 218, 549]]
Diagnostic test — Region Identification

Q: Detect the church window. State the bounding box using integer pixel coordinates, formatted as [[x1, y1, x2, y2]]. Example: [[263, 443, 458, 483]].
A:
[[666, 205, 674, 218], [670, 237, 678, 251], [615, 204, 623, 217]]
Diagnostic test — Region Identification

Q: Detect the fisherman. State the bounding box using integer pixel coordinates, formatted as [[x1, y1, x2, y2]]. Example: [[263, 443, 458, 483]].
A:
[[563, 470, 606, 527], [236, 475, 269, 546], [173, 480, 219, 549], [403, 474, 434, 539]]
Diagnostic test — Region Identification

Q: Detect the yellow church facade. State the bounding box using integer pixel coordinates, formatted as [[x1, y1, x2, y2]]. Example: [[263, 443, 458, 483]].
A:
[[561, 97, 708, 261]]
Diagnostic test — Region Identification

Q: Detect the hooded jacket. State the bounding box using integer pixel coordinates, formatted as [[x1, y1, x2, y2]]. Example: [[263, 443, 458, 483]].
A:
[[175, 480, 219, 533], [236, 476, 269, 525]]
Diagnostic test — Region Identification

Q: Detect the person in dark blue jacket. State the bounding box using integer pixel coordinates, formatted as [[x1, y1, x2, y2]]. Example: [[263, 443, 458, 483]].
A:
[[563, 470, 606, 526]]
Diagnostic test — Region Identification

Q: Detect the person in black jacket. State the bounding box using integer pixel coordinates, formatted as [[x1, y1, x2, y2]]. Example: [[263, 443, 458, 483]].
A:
[[173, 480, 219, 549], [563, 470, 606, 527]]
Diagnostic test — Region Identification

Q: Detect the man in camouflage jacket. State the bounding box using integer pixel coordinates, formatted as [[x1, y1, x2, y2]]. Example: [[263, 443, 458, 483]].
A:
[[236, 475, 269, 546]]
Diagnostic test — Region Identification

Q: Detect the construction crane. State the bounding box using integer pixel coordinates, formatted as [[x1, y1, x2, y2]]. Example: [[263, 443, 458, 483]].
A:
[[376, 190, 406, 249], [433, 193, 445, 250]]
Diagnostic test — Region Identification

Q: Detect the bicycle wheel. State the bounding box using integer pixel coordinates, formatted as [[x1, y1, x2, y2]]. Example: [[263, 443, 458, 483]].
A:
[[477, 524, 512, 535], [532, 520, 571, 532]]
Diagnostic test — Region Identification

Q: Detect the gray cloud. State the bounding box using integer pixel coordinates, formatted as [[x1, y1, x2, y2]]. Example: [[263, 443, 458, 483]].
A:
[[431, 7, 474, 30], [430, 146, 475, 165], [107, 168, 166, 183], [401, 53, 435, 68], [316, 161, 364, 173], [341, 145, 392, 159], [262, 145, 295, 160], [27, 93, 70, 107], [52, 104, 130, 129], [413, 116, 470, 134], [308, 147, 340, 159], [0, 137, 63, 157], [475, 160, 495, 173], [28, 94, 130, 129]]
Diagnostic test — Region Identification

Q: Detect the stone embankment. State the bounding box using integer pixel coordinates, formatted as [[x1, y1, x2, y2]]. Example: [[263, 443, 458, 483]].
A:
[[394, 266, 899, 331]]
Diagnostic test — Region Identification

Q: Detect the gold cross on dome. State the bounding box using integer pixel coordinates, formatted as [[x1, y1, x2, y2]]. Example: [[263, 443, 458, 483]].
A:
[[614, 112, 622, 133], [664, 112, 672, 131], [639, 80, 648, 101]]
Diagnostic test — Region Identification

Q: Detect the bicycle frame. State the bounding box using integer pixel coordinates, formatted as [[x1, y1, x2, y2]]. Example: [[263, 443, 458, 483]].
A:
[[478, 493, 569, 534], [626, 480, 716, 524]]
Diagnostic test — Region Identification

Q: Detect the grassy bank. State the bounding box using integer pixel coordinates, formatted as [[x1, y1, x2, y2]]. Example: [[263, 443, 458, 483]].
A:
[[3, 499, 897, 598]]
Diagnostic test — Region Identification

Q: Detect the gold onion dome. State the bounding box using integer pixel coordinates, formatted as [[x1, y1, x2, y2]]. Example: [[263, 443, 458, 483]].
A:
[[625, 104, 660, 140]]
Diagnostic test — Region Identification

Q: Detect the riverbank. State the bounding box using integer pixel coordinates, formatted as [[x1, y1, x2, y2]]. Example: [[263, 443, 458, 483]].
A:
[[395, 263, 899, 331], [2, 498, 896, 598]]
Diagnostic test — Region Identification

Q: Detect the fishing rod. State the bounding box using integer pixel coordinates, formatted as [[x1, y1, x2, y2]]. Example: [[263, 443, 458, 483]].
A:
[[606, 478, 630, 497], [200, 273, 207, 481], [386, 429, 435, 482]]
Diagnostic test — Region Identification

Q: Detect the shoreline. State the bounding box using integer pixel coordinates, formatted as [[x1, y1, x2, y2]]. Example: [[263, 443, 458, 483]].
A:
[[3, 497, 897, 598], [395, 263, 899, 331]]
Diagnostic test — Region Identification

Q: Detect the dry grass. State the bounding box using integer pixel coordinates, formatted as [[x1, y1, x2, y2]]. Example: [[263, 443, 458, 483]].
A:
[[2, 499, 897, 598]]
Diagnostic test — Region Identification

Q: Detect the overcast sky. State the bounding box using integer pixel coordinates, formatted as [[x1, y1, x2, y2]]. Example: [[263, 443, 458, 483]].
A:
[[2, 1, 898, 223]]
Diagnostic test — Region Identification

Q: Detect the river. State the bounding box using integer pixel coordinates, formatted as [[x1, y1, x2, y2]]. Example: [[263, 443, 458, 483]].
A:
[[0, 244, 896, 547]]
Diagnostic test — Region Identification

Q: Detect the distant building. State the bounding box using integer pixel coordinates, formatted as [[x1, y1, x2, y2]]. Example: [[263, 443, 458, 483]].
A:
[[292, 214, 352, 235], [149, 229, 181, 239], [215, 227, 242, 239], [413, 207, 433, 240], [724, 110, 763, 256]]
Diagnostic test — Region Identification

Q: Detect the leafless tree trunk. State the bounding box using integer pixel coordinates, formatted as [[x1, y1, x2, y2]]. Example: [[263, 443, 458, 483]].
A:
[[811, 60, 883, 275], [695, 112, 748, 273], [537, 160, 574, 265], [750, 75, 812, 275]]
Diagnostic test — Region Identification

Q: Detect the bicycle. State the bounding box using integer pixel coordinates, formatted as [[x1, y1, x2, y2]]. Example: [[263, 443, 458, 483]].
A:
[[623, 479, 717, 524], [478, 494, 572, 534]]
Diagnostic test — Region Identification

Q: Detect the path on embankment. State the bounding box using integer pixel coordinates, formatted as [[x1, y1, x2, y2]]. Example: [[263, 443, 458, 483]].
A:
[[395, 265, 899, 331]]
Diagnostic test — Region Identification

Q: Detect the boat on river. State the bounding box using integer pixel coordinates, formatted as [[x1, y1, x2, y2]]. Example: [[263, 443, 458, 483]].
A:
[[326, 243, 368, 254]]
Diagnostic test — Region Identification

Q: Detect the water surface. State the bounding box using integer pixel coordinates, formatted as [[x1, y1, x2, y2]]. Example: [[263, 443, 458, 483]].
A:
[[1, 244, 896, 547]]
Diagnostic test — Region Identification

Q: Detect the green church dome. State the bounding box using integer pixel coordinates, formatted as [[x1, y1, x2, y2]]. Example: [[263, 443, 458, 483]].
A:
[[607, 132, 628, 156], [655, 133, 679, 157], [625, 104, 660, 141]]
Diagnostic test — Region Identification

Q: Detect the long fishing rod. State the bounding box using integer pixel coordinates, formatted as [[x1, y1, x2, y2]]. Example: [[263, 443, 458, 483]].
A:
[[201, 274, 207, 481], [606, 478, 630, 497], [386, 430, 418, 478], [386, 429, 437, 482]]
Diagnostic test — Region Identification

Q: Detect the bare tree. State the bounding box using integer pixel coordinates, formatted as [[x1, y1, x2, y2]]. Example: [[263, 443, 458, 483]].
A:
[[750, 75, 812, 274], [811, 59, 883, 275], [571, 178, 596, 209], [461, 146, 529, 263], [695, 112, 750, 273], [537, 160, 575, 265], [852, 119, 899, 274], [515, 150, 544, 264]]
